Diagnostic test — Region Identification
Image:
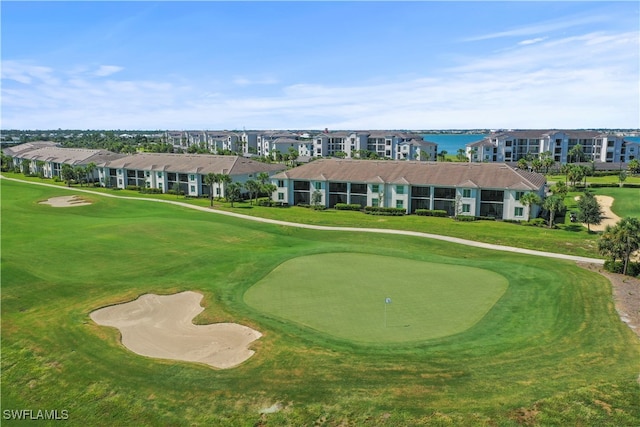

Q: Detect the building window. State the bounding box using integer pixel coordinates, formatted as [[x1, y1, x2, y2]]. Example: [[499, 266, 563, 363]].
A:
[[372, 198, 379, 207], [462, 189, 471, 198], [189, 175, 195, 181], [278, 192, 284, 200], [396, 185, 404, 195], [371, 184, 379, 193], [462, 204, 471, 213], [190, 185, 195, 192], [515, 207, 524, 217], [157, 172, 162, 178], [396, 200, 404, 209], [515, 191, 524, 201], [315, 182, 322, 190], [278, 180, 285, 188]]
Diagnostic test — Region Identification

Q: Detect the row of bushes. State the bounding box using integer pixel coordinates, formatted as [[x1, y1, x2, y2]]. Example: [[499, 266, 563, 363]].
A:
[[572, 182, 640, 188], [256, 199, 289, 207], [334, 203, 362, 211], [415, 209, 448, 217], [363, 206, 406, 216], [604, 260, 640, 277]]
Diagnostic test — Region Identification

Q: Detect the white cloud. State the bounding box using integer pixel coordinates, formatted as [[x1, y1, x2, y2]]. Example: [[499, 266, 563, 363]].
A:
[[93, 65, 124, 77], [518, 37, 546, 46], [1, 27, 638, 130]]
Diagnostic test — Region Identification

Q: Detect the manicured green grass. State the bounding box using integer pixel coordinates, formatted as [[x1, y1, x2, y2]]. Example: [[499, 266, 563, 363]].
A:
[[547, 173, 640, 184], [0, 173, 607, 258], [2, 178, 639, 426], [590, 187, 640, 218], [244, 253, 508, 343]]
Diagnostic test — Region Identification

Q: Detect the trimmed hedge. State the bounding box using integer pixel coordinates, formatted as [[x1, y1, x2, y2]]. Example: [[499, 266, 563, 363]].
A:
[[257, 199, 289, 207], [454, 215, 477, 222], [415, 209, 448, 217], [604, 260, 640, 277], [364, 206, 406, 216], [334, 203, 362, 211], [623, 183, 640, 188]]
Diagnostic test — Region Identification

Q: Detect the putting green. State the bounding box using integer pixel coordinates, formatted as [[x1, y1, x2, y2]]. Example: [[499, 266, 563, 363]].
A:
[[244, 253, 509, 343]]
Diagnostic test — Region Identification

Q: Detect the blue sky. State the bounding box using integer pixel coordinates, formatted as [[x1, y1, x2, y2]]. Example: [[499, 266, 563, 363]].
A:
[[2, 1, 638, 130]]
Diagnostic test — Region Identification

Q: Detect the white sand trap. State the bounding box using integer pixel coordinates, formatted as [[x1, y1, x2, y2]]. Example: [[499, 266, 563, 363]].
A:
[[90, 291, 261, 369], [39, 195, 92, 207]]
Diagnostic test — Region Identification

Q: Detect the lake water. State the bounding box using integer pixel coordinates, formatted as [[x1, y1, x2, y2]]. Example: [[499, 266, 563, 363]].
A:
[[422, 134, 486, 154]]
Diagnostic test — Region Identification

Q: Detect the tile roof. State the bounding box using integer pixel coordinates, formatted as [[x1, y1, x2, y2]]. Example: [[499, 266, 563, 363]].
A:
[[4, 145, 126, 165], [272, 158, 546, 190], [105, 153, 286, 176]]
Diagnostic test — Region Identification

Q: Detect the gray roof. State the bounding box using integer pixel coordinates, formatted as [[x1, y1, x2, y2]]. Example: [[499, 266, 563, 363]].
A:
[[273, 158, 546, 190], [105, 153, 286, 176], [3, 144, 126, 166], [2, 141, 59, 156]]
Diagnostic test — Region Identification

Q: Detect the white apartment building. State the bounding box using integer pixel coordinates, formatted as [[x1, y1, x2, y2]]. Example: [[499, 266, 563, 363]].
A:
[[466, 130, 639, 164]]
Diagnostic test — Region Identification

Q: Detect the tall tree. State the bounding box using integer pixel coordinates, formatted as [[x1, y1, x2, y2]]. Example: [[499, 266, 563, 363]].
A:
[[438, 150, 448, 162], [519, 192, 542, 222], [628, 158, 640, 175], [517, 158, 529, 170], [567, 164, 585, 187], [456, 148, 467, 162], [225, 182, 243, 207], [204, 173, 219, 207], [85, 162, 97, 184], [568, 144, 584, 163], [244, 179, 260, 205], [576, 191, 603, 232], [543, 194, 565, 228], [217, 173, 232, 199], [550, 181, 568, 198], [61, 164, 76, 187], [598, 217, 640, 275]]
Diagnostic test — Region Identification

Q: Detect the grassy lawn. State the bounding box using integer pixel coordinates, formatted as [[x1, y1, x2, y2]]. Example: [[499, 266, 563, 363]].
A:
[[2, 173, 606, 259], [2, 179, 639, 426], [546, 173, 640, 185], [244, 253, 508, 343]]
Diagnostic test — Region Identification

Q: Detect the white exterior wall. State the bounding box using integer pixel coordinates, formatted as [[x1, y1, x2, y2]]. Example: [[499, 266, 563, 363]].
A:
[[392, 184, 409, 211], [457, 188, 477, 217]]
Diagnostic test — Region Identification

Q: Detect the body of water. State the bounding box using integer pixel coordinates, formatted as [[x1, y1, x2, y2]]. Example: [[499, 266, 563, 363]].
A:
[[422, 134, 486, 154]]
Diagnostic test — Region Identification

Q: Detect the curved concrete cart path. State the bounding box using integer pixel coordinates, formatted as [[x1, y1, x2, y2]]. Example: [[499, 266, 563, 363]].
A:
[[90, 291, 262, 369], [1, 175, 604, 264]]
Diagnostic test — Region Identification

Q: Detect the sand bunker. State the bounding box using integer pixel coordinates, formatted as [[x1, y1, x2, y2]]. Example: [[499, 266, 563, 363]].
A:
[[90, 291, 261, 369], [39, 195, 92, 207]]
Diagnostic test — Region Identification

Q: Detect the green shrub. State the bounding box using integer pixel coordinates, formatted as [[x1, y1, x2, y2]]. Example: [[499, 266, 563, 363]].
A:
[[622, 183, 640, 188], [415, 209, 448, 217], [476, 216, 497, 221], [139, 188, 163, 194], [297, 203, 310, 208], [454, 215, 477, 222], [334, 203, 362, 211], [126, 185, 141, 191], [364, 206, 405, 216], [588, 183, 619, 188], [604, 260, 640, 277], [523, 218, 547, 227]]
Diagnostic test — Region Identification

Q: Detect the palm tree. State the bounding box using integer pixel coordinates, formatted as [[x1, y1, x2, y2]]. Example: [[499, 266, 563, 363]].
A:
[[598, 217, 640, 275], [217, 173, 232, 200], [226, 182, 243, 207], [543, 195, 565, 228], [456, 148, 467, 162], [244, 179, 261, 205], [204, 173, 218, 207], [519, 192, 541, 222], [85, 162, 97, 184], [438, 150, 448, 162]]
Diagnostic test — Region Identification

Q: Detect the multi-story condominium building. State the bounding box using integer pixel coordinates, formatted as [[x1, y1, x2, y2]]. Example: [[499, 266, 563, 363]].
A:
[[271, 158, 546, 220], [466, 130, 639, 164], [164, 131, 241, 153], [4, 143, 285, 198], [313, 131, 437, 160]]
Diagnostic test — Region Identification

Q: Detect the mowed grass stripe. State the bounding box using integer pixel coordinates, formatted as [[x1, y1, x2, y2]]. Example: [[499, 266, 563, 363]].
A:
[[244, 253, 508, 342]]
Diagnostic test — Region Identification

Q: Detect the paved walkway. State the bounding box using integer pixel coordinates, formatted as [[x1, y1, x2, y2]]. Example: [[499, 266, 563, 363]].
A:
[[1, 175, 605, 264]]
